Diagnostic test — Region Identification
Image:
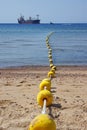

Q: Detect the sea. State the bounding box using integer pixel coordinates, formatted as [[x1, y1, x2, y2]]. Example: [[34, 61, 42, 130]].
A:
[[0, 23, 87, 68]]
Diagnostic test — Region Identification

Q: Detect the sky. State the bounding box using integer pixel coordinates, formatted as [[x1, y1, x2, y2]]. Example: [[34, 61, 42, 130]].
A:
[[0, 0, 87, 23]]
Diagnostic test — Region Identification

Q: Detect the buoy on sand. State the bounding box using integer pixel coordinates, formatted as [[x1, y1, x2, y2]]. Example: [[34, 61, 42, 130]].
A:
[[29, 114, 56, 130], [39, 79, 51, 91], [37, 89, 53, 107]]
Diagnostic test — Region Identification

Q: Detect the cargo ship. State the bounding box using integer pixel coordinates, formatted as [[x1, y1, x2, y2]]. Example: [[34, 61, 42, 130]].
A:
[[18, 15, 40, 24]]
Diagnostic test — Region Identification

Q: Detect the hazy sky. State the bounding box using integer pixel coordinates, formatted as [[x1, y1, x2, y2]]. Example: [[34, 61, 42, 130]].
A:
[[0, 0, 87, 23]]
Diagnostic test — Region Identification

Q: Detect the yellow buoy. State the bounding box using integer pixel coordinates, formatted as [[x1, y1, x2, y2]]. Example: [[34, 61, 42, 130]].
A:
[[48, 54, 52, 59], [39, 79, 51, 91], [48, 51, 52, 55], [49, 59, 53, 64], [50, 63, 54, 68], [52, 66, 56, 70], [51, 68, 55, 74], [46, 41, 49, 44], [46, 37, 49, 41], [42, 78, 51, 82], [49, 48, 52, 52], [29, 114, 56, 130], [47, 46, 51, 49], [37, 90, 53, 107], [48, 71, 55, 78]]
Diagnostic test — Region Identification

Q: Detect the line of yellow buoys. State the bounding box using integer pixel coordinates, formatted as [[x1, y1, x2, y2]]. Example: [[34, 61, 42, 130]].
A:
[[28, 32, 56, 130]]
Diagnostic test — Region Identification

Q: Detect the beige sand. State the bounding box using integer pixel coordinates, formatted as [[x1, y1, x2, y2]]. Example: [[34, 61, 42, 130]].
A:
[[0, 66, 87, 130]]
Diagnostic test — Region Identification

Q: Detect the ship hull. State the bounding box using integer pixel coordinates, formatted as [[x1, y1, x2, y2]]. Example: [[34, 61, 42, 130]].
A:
[[18, 19, 40, 24]]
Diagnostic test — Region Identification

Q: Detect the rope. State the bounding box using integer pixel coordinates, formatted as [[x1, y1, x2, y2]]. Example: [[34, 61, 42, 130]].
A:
[[41, 30, 55, 113], [42, 99, 46, 114], [41, 31, 56, 118], [29, 32, 56, 130], [41, 86, 47, 114]]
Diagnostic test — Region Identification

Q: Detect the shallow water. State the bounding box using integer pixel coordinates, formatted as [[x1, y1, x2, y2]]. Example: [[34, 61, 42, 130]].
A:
[[0, 23, 87, 68]]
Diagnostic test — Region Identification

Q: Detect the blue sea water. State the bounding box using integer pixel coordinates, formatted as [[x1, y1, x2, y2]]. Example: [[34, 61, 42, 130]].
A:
[[0, 23, 87, 68]]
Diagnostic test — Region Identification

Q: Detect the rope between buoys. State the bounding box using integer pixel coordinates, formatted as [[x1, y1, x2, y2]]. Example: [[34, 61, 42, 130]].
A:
[[49, 75, 52, 80], [42, 99, 46, 114], [29, 32, 56, 130], [41, 86, 47, 114]]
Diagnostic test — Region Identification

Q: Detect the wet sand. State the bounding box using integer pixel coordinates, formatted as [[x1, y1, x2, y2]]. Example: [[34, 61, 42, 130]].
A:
[[0, 66, 87, 130]]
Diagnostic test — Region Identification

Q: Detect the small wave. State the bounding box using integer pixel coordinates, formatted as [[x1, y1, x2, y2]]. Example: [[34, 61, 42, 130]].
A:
[[21, 43, 36, 46]]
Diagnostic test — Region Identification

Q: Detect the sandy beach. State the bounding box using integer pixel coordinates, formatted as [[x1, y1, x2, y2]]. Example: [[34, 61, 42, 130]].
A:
[[0, 66, 87, 130]]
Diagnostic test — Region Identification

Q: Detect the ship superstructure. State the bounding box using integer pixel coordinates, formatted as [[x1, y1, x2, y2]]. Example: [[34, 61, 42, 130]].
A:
[[18, 15, 40, 24]]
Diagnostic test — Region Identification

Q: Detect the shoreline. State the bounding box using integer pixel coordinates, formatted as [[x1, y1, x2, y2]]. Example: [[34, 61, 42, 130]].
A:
[[0, 64, 87, 69], [0, 65, 87, 130]]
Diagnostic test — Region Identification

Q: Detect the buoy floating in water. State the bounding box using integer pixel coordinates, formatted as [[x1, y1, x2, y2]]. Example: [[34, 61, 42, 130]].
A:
[[48, 54, 52, 59]]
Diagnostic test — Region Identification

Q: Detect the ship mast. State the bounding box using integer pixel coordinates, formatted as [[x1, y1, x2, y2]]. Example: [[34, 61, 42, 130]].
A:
[[36, 14, 39, 20]]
